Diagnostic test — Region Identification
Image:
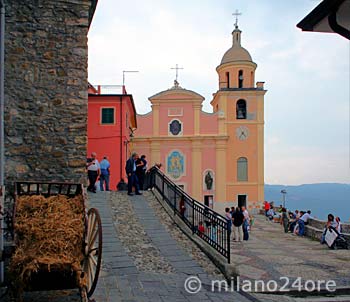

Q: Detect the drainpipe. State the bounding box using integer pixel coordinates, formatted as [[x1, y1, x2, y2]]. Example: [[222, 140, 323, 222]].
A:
[[120, 96, 122, 182], [0, 0, 5, 284]]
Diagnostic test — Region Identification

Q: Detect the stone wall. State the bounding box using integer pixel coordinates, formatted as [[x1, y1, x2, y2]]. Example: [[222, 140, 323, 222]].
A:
[[305, 217, 350, 241], [4, 0, 92, 187]]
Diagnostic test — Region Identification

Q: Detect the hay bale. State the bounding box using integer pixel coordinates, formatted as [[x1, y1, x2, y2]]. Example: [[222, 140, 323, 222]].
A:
[[10, 194, 86, 292]]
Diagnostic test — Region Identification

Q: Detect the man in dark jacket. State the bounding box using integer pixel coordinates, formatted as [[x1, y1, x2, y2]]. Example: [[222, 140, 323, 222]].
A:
[[125, 152, 141, 196], [232, 207, 244, 242]]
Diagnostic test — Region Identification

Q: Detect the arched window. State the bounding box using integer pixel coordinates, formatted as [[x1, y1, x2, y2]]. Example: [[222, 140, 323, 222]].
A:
[[237, 157, 248, 181], [236, 99, 246, 119], [226, 72, 230, 88], [238, 70, 243, 88]]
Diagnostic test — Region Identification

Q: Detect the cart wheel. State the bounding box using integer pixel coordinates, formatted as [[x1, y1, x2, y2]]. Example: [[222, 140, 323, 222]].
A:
[[83, 208, 102, 298]]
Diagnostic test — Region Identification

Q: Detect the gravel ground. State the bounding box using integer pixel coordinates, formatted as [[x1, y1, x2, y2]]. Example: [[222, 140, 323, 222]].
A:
[[110, 191, 175, 274]]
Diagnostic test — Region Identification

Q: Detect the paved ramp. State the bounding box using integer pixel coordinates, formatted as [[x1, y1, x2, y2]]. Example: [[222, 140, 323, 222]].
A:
[[88, 191, 252, 302]]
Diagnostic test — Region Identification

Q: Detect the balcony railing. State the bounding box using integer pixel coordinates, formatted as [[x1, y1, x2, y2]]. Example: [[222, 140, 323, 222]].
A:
[[89, 85, 125, 95]]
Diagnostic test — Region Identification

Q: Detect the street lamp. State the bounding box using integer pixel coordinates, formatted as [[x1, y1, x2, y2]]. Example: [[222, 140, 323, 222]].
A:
[[281, 189, 287, 208]]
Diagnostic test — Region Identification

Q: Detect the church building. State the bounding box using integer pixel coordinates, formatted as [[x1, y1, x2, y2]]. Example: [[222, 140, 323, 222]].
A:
[[133, 24, 266, 213]]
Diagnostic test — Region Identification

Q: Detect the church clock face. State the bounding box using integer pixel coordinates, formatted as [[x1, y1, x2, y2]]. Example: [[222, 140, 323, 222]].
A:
[[236, 126, 249, 141], [169, 120, 182, 135]]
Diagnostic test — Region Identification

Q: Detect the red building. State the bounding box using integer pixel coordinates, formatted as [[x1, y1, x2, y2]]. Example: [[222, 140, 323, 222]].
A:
[[88, 84, 137, 189]]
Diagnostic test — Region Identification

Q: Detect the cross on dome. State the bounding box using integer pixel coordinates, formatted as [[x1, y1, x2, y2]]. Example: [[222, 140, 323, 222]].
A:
[[232, 9, 242, 28]]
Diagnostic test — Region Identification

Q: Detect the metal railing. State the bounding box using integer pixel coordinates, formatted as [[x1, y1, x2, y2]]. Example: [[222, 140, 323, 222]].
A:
[[90, 85, 124, 95], [149, 167, 231, 263]]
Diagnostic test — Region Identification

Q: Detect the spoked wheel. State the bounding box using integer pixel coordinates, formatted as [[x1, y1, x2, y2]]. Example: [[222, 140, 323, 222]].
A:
[[82, 208, 102, 298]]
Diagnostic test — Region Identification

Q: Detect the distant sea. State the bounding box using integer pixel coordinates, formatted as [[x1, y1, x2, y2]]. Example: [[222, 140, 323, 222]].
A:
[[264, 183, 350, 223]]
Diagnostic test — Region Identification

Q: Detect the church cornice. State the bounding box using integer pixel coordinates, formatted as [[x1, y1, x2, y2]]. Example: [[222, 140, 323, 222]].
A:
[[151, 99, 203, 105], [216, 60, 257, 71], [211, 89, 267, 101], [219, 88, 266, 92], [132, 135, 229, 142]]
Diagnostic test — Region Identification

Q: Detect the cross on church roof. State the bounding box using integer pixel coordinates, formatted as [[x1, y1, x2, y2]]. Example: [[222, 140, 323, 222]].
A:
[[171, 64, 184, 87], [232, 9, 242, 27]]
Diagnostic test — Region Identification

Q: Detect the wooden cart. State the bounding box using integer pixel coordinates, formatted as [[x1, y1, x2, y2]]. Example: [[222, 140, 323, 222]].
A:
[[9, 181, 103, 302]]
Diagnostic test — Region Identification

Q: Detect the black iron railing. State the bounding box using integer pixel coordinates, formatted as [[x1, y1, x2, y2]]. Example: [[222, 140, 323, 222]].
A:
[[149, 167, 230, 263]]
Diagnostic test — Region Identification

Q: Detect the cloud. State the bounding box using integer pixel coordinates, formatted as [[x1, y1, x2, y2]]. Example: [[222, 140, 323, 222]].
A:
[[88, 0, 350, 184]]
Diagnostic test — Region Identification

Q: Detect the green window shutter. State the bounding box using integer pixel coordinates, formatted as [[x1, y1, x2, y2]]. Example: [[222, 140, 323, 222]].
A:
[[237, 157, 248, 181], [101, 108, 114, 124]]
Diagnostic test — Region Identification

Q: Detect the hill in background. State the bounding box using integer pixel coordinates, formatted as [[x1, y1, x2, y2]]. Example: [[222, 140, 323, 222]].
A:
[[264, 183, 350, 222]]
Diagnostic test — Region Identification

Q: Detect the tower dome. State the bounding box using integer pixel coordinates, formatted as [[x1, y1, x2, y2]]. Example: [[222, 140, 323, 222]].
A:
[[216, 23, 257, 90], [220, 25, 253, 65]]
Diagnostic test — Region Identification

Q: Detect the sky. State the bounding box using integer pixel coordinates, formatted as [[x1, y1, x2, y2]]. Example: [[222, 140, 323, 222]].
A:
[[88, 0, 350, 185]]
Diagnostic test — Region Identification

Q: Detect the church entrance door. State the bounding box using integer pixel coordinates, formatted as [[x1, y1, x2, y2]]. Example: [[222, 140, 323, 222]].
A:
[[238, 195, 247, 208], [204, 195, 213, 209]]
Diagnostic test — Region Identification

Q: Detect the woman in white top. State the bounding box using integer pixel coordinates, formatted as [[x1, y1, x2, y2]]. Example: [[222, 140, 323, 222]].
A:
[[335, 216, 342, 233]]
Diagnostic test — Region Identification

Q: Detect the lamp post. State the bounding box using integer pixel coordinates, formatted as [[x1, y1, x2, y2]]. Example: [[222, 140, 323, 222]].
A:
[[281, 189, 287, 209]]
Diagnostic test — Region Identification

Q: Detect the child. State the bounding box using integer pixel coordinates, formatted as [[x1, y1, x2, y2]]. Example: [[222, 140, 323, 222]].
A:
[[198, 221, 205, 237]]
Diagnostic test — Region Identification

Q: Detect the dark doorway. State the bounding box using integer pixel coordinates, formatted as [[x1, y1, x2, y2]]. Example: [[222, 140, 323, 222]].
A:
[[204, 195, 213, 209], [238, 195, 247, 209]]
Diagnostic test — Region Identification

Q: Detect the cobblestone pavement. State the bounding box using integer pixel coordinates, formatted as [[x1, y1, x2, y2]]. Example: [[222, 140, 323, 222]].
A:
[[3, 190, 348, 301], [229, 214, 350, 301], [89, 191, 253, 302]]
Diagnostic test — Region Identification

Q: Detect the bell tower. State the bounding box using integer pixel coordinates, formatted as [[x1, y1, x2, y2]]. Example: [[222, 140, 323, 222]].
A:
[[211, 22, 266, 212]]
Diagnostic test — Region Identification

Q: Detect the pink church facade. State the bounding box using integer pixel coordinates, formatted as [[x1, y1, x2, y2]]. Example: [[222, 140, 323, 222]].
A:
[[133, 84, 221, 208], [133, 25, 266, 213]]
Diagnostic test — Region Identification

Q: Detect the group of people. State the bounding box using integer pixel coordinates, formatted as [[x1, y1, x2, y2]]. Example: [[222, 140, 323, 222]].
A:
[[225, 206, 251, 242], [287, 209, 312, 236], [125, 152, 148, 196], [264, 200, 344, 242], [86, 151, 158, 195], [86, 152, 111, 193], [264, 201, 313, 236]]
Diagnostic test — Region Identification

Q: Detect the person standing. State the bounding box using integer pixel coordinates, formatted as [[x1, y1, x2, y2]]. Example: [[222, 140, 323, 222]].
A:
[[99, 156, 111, 191], [225, 207, 232, 238], [125, 152, 141, 196], [232, 207, 244, 242], [140, 155, 147, 190], [86, 152, 100, 193], [281, 207, 289, 233], [136, 155, 147, 190], [242, 206, 250, 241], [264, 201, 270, 217]]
